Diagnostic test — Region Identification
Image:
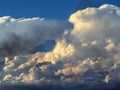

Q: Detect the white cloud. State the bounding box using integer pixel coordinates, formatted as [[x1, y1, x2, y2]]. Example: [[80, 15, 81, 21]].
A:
[[0, 4, 120, 89], [0, 16, 71, 56]]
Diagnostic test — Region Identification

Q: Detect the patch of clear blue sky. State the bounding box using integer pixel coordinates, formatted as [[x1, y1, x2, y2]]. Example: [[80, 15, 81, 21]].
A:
[[0, 0, 119, 20], [0, 0, 78, 20]]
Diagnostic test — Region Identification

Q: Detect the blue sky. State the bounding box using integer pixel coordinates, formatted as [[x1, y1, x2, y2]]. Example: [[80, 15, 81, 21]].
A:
[[78, 0, 120, 10], [0, 0, 78, 19], [0, 0, 119, 20]]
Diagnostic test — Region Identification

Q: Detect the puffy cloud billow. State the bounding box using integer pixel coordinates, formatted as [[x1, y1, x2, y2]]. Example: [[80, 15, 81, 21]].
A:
[[0, 16, 71, 56], [0, 4, 120, 89]]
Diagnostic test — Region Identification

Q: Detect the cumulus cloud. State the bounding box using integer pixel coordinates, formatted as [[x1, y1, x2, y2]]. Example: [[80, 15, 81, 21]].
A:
[[0, 4, 120, 89], [0, 16, 71, 56]]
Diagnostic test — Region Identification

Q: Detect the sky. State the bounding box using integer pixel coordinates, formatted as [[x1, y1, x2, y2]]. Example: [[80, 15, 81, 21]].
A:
[[0, 0, 119, 20], [0, 0, 78, 19], [0, 0, 120, 90]]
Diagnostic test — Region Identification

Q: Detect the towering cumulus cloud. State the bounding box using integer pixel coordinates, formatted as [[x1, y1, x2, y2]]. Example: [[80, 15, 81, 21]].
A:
[[0, 4, 120, 89]]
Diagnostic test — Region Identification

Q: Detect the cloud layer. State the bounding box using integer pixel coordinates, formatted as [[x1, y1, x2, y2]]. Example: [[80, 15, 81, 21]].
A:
[[0, 4, 120, 89]]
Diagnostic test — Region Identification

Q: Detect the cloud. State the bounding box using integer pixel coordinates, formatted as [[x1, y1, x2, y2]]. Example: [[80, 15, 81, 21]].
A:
[[0, 16, 71, 56], [0, 4, 120, 89]]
